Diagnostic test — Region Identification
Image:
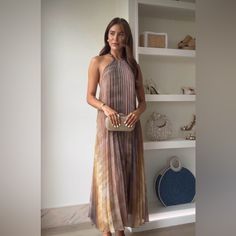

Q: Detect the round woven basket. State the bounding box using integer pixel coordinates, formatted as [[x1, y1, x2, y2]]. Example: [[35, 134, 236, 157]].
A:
[[154, 156, 196, 207]]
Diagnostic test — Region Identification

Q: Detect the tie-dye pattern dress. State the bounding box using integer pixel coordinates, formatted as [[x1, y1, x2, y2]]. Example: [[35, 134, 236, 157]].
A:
[[88, 56, 149, 233]]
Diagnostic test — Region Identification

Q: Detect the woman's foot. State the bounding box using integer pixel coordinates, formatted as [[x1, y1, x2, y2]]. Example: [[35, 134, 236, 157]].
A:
[[115, 230, 125, 236], [102, 232, 112, 236]]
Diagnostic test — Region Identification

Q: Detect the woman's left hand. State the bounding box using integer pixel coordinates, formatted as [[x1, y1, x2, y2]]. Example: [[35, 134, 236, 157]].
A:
[[124, 110, 141, 128]]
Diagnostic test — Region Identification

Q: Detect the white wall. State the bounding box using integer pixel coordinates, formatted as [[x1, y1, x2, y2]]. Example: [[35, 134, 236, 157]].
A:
[[0, 1, 41, 236], [42, 0, 128, 208], [196, 1, 236, 235]]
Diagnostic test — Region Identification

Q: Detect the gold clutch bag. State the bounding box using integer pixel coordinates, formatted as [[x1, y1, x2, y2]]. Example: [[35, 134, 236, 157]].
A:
[[105, 113, 135, 132]]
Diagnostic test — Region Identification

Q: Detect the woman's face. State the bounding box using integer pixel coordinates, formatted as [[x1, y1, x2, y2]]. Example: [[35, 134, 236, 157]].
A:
[[107, 24, 126, 51]]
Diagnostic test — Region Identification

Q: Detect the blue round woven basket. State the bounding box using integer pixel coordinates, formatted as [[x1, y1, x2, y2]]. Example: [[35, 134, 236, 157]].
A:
[[154, 156, 196, 207]]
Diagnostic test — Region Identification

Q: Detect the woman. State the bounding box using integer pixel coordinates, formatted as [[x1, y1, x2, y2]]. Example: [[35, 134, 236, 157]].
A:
[[87, 17, 149, 236]]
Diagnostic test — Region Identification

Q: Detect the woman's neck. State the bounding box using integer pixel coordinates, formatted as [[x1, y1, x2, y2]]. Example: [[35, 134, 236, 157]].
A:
[[110, 49, 123, 60]]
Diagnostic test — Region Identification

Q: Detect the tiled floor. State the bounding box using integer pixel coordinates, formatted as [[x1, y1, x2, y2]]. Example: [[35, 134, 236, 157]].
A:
[[42, 223, 195, 236]]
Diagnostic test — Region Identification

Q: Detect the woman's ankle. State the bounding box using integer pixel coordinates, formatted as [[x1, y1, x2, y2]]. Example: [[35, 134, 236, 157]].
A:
[[115, 230, 125, 236]]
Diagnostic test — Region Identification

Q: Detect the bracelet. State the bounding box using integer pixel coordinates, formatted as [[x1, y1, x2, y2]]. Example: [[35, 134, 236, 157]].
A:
[[100, 102, 106, 110]]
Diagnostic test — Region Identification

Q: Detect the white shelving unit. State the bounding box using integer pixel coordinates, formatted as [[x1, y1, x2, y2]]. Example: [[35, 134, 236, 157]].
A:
[[129, 0, 196, 232]]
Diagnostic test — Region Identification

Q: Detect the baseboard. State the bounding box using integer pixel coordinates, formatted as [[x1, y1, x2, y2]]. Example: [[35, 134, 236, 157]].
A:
[[41, 203, 92, 230]]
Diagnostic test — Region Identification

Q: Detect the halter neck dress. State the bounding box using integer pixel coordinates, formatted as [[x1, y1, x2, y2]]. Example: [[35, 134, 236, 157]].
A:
[[88, 55, 149, 233]]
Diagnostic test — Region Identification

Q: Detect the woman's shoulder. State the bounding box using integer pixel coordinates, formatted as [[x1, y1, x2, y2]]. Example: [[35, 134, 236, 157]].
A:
[[90, 54, 110, 64], [89, 54, 112, 73]]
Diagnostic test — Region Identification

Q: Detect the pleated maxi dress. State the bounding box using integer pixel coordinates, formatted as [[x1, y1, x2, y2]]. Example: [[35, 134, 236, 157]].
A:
[[88, 56, 149, 233]]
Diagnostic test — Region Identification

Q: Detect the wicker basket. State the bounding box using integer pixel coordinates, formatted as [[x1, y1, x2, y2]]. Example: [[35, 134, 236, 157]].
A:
[[140, 32, 168, 48]]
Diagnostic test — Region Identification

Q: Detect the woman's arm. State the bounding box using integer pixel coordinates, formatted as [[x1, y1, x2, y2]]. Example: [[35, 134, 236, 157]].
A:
[[86, 57, 121, 126], [86, 57, 104, 109], [135, 64, 147, 115], [125, 64, 146, 127]]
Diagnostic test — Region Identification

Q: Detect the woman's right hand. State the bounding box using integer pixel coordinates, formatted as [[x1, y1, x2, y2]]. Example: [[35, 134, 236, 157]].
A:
[[102, 105, 121, 127]]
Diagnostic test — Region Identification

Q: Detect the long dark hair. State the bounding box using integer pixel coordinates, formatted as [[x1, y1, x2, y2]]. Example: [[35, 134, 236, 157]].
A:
[[99, 17, 139, 81]]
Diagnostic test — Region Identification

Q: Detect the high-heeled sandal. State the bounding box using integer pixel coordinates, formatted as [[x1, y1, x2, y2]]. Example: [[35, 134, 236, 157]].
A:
[[181, 86, 196, 95], [189, 38, 195, 47], [178, 35, 192, 49], [178, 35, 196, 50], [181, 114, 196, 131], [182, 38, 196, 50]]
